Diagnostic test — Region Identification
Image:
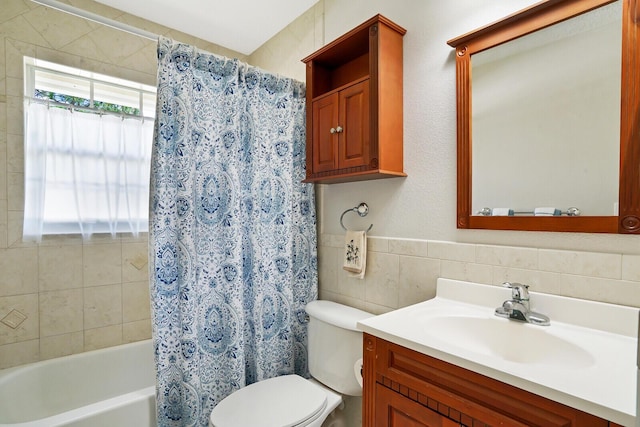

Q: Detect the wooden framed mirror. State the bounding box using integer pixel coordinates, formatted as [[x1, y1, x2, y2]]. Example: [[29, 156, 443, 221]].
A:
[[447, 0, 639, 233]]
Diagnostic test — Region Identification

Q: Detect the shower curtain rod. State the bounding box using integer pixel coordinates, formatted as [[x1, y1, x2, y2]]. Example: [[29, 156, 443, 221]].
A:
[[30, 0, 159, 41]]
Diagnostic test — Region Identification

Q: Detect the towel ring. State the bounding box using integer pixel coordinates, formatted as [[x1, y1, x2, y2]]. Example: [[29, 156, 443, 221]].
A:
[[340, 202, 373, 232]]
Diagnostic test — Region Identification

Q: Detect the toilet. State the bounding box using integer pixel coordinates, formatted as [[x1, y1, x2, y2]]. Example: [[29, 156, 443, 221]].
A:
[[209, 300, 373, 427]]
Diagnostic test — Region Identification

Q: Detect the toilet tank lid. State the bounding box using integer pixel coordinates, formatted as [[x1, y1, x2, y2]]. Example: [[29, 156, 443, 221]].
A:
[[305, 300, 373, 331]]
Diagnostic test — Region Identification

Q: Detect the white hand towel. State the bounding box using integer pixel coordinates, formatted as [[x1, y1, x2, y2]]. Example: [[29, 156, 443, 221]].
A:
[[492, 208, 514, 216], [534, 207, 561, 216], [343, 230, 367, 279]]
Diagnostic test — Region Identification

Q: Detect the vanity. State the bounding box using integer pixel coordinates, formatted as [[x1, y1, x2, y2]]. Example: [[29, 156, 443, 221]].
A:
[[357, 279, 638, 427]]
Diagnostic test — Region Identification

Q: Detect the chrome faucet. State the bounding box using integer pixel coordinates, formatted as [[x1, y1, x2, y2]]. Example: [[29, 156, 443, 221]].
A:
[[495, 282, 550, 326]]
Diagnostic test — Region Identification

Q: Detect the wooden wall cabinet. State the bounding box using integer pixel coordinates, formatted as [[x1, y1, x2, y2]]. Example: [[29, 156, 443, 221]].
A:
[[363, 334, 622, 427], [302, 15, 406, 184]]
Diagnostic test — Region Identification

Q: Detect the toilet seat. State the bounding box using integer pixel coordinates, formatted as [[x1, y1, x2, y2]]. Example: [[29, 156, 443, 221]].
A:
[[209, 375, 328, 427]]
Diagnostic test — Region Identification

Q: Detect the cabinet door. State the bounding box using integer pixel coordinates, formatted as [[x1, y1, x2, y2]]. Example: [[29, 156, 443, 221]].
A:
[[338, 79, 370, 169], [375, 384, 459, 427], [311, 92, 339, 173]]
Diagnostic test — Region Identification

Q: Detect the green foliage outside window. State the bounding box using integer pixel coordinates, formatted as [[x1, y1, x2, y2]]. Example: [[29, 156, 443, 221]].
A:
[[34, 89, 141, 116]]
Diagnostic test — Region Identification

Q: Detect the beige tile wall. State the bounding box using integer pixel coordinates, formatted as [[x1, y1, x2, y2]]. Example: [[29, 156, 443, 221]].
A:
[[319, 234, 640, 314], [0, 0, 245, 369]]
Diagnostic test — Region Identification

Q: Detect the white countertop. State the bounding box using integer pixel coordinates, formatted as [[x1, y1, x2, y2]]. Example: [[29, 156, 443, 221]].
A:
[[357, 278, 638, 427]]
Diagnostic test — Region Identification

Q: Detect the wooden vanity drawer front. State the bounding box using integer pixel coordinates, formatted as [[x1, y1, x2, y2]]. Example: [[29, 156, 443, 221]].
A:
[[372, 337, 608, 427]]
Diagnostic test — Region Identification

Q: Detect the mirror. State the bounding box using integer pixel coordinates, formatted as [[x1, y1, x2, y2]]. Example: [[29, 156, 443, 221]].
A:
[[447, 0, 640, 234]]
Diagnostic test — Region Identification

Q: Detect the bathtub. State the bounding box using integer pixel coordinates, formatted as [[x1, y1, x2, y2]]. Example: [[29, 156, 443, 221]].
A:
[[0, 339, 156, 427]]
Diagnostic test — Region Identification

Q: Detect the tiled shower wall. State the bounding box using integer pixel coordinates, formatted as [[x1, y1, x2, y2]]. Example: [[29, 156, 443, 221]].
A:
[[0, 0, 244, 369], [318, 234, 640, 314]]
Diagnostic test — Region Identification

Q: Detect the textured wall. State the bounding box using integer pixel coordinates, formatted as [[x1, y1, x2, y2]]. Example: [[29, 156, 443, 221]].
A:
[[0, 0, 245, 369], [252, 0, 640, 254]]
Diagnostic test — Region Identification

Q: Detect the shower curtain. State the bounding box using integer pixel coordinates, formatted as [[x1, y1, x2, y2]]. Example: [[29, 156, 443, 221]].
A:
[[149, 37, 317, 427]]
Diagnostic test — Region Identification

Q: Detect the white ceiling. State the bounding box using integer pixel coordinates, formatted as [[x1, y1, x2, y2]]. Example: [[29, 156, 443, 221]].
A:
[[94, 0, 320, 55]]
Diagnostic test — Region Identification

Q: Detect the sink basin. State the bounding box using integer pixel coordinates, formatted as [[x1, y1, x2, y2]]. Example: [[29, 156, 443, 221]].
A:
[[422, 315, 595, 368]]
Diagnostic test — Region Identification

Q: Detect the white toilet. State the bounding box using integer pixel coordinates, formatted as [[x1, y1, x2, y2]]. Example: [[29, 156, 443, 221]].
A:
[[209, 300, 373, 427]]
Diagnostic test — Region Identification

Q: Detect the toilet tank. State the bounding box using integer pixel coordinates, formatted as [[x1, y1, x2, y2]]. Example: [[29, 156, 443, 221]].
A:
[[305, 300, 373, 396]]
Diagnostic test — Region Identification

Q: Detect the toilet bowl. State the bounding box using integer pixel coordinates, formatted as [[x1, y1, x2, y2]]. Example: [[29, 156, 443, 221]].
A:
[[209, 300, 373, 427]]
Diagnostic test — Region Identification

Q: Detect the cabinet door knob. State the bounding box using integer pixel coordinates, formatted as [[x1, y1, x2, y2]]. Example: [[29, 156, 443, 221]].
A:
[[336, 126, 343, 133], [330, 127, 337, 134]]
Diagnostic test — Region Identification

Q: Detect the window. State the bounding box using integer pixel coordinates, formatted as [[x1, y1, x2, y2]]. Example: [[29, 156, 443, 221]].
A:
[[23, 57, 156, 241]]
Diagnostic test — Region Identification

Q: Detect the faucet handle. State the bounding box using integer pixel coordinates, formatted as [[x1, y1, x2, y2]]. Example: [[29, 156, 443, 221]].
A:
[[502, 282, 529, 301]]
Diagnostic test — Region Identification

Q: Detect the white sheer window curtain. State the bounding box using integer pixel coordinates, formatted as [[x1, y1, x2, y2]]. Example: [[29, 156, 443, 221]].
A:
[[23, 102, 153, 241]]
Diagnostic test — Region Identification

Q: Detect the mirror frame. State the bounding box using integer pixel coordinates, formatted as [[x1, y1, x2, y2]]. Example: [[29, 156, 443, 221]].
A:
[[447, 0, 640, 234]]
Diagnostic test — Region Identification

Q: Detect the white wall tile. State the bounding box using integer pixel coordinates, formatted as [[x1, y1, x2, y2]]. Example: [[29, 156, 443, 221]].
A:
[[552, 274, 639, 306], [7, 171, 23, 211], [492, 266, 544, 289], [0, 247, 38, 296], [84, 324, 122, 351], [319, 290, 368, 312], [476, 245, 538, 269], [398, 255, 439, 307], [389, 238, 428, 257], [319, 233, 343, 248], [363, 301, 395, 315], [6, 134, 22, 185], [122, 242, 149, 283], [123, 319, 152, 343], [538, 249, 621, 279], [0, 199, 7, 249], [367, 237, 389, 253], [83, 242, 122, 287], [0, 0, 30, 23], [337, 268, 366, 301], [38, 245, 83, 291], [39, 289, 83, 337], [84, 284, 123, 329], [6, 95, 23, 136], [622, 254, 640, 281], [363, 252, 399, 309], [428, 241, 476, 262], [319, 246, 340, 294], [0, 339, 39, 369], [39, 331, 83, 360], [22, 6, 95, 50], [0, 293, 38, 345], [439, 260, 493, 285], [123, 281, 150, 323]]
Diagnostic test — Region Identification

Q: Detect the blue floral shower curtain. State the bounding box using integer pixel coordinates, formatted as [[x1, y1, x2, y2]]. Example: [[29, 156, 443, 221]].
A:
[[149, 37, 317, 427]]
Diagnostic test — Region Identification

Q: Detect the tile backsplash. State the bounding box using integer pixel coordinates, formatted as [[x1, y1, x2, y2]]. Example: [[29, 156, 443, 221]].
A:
[[318, 234, 640, 315]]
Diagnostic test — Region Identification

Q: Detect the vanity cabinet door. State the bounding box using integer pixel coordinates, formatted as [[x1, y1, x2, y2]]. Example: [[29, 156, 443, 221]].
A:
[[363, 334, 610, 427], [375, 384, 460, 427]]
